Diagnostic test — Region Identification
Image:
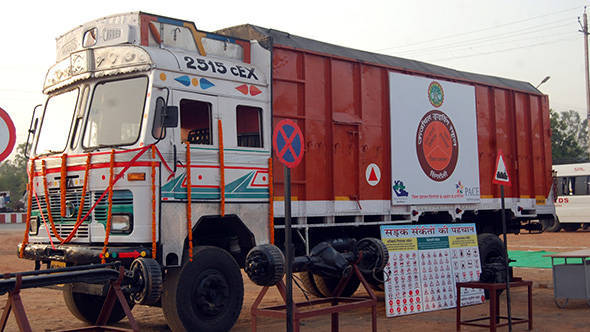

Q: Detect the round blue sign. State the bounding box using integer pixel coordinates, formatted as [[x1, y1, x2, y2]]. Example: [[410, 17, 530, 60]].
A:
[[273, 119, 304, 168]]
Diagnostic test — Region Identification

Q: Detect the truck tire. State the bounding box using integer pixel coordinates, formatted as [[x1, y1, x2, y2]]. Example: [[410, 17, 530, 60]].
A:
[[562, 223, 580, 232], [478, 233, 508, 299], [63, 283, 134, 324], [313, 274, 360, 297], [478, 233, 507, 268], [541, 216, 561, 232], [298, 271, 322, 297], [161, 246, 243, 332]]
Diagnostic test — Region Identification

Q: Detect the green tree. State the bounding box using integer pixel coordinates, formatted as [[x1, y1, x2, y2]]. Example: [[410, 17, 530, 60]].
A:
[[0, 143, 28, 211], [550, 109, 590, 164]]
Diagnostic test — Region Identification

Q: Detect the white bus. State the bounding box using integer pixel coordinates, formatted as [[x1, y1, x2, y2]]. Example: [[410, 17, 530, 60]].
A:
[[551, 162, 590, 232]]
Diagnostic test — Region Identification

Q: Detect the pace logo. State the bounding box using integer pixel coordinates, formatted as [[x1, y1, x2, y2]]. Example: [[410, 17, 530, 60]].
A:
[[393, 180, 409, 197], [456, 181, 464, 194], [415, 110, 459, 182]]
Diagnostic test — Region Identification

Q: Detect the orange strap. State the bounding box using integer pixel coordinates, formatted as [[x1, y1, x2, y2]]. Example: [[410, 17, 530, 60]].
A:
[[268, 158, 274, 244], [218, 119, 225, 217], [151, 146, 157, 259], [60, 154, 67, 217], [101, 150, 115, 263], [185, 142, 193, 261], [41, 160, 65, 242], [20, 158, 36, 258]]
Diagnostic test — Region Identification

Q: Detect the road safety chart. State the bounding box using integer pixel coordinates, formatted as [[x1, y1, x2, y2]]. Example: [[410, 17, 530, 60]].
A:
[[380, 224, 484, 317]]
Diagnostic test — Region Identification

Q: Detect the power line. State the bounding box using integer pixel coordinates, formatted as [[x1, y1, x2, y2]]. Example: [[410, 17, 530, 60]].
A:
[[425, 36, 578, 62], [402, 30, 576, 59], [376, 5, 581, 52], [395, 20, 574, 56]]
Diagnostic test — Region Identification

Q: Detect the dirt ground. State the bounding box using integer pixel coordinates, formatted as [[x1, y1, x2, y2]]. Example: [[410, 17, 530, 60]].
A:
[[1, 226, 589, 331]]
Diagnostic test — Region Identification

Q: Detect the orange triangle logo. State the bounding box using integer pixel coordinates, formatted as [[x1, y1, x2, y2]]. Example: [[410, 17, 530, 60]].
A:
[[369, 167, 378, 181]]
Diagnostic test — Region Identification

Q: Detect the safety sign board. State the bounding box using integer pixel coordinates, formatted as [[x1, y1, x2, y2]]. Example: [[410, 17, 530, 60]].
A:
[[389, 72, 480, 205], [492, 150, 511, 186], [366, 163, 381, 186], [273, 119, 304, 168], [0, 108, 16, 163], [380, 223, 484, 317]]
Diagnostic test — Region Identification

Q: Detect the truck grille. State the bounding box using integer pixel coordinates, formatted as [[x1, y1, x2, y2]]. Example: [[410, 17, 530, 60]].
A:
[[53, 223, 90, 239], [32, 188, 133, 239], [32, 187, 92, 240]]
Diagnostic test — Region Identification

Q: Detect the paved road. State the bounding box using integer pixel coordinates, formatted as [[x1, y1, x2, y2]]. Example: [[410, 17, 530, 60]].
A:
[[0, 223, 25, 232]]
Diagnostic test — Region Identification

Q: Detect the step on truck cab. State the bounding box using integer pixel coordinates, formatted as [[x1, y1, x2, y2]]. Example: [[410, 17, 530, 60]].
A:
[[19, 12, 555, 331]]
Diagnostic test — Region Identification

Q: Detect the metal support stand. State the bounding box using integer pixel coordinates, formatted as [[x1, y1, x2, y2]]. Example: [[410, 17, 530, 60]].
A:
[[0, 265, 138, 332], [250, 264, 377, 332]]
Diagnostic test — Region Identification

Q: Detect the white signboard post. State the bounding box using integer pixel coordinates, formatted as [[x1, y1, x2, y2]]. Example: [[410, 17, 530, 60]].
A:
[[380, 224, 484, 317], [389, 73, 480, 205]]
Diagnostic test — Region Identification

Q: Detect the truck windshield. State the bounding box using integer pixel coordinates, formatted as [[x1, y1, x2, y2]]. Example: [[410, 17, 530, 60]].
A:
[[36, 89, 79, 155], [82, 76, 148, 148]]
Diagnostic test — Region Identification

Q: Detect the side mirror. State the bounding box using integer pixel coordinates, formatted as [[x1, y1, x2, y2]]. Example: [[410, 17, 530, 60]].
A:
[[153, 98, 178, 139], [163, 106, 178, 128]]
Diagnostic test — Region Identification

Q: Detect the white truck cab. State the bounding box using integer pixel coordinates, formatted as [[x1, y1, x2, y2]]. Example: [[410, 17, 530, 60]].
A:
[[20, 12, 272, 331]]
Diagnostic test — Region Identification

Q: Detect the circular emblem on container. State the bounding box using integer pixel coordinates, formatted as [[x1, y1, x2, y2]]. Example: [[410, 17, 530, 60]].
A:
[[416, 110, 458, 182], [428, 81, 444, 108]]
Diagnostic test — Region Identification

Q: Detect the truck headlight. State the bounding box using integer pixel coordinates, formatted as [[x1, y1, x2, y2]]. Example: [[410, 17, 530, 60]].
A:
[[111, 214, 133, 234], [29, 216, 39, 235]]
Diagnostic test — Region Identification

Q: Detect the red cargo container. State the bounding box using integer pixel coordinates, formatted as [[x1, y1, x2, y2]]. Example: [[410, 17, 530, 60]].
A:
[[220, 25, 554, 235]]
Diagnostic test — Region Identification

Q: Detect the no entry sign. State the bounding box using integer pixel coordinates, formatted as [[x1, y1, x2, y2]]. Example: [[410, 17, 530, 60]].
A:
[[0, 108, 16, 163], [273, 119, 304, 168]]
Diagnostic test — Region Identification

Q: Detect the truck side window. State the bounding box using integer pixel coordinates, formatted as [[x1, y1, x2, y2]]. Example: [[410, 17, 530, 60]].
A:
[[236, 105, 262, 148], [180, 99, 212, 144]]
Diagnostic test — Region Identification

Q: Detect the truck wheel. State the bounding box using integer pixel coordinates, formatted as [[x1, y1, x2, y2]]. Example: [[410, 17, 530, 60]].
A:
[[562, 223, 580, 232], [313, 274, 360, 297], [297, 271, 322, 297], [63, 283, 134, 324], [245, 244, 285, 286], [541, 216, 561, 232], [161, 246, 243, 332], [130, 257, 163, 305]]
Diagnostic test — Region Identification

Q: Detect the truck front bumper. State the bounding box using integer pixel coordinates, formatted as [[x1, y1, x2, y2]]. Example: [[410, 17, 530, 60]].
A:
[[17, 243, 153, 265]]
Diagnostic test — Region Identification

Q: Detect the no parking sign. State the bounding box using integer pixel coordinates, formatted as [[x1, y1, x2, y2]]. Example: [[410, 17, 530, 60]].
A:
[[0, 107, 16, 162], [273, 119, 304, 168]]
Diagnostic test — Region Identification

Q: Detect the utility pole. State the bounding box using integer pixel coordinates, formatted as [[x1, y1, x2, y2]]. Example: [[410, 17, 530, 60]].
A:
[[580, 7, 590, 157]]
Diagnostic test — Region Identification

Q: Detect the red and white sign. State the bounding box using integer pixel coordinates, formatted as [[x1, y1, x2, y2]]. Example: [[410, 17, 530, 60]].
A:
[[492, 150, 511, 186], [389, 72, 480, 205], [0, 108, 16, 162], [366, 163, 381, 186]]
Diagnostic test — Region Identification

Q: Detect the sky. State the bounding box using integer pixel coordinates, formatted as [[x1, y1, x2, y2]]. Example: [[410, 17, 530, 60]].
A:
[[0, 0, 588, 159]]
